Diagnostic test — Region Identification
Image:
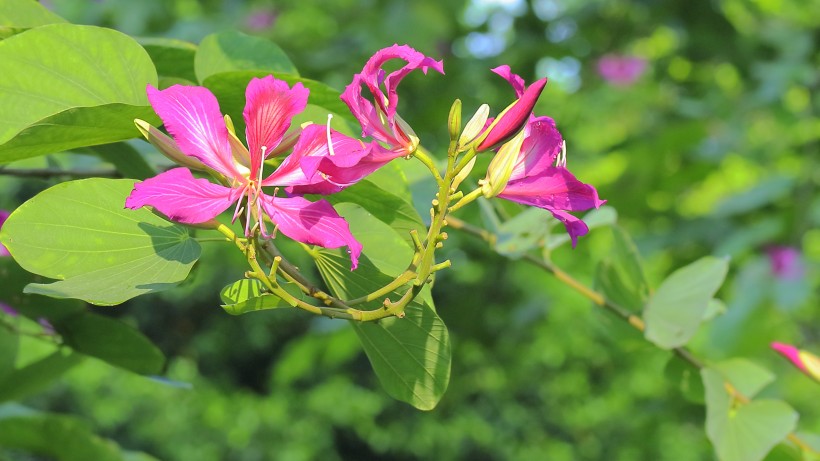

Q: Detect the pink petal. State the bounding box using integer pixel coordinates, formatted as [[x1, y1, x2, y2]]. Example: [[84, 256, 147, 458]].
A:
[[491, 65, 526, 97], [341, 44, 443, 148], [771, 342, 806, 372], [260, 196, 362, 270], [478, 77, 547, 152], [499, 168, 605, 247], [125, 168, 237, 224], [243, 76, 309, 177], [147, 85, 238, 178], [509, 116, 563, 181], [0, 209, 10, 257]]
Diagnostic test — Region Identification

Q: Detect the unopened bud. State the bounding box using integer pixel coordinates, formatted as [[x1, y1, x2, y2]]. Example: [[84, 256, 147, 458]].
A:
[[481, 128, 526, 198], [224, 115, 251, 168], [448, 99, 462, 143], [134, 119, 207, 171], [451, 155, 476, 189], [477, 77, 547, 152], [459, 104, 490, 148], [772, 342, 820, 384]]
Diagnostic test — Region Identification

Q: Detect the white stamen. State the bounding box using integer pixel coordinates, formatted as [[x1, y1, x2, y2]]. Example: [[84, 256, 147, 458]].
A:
[[326, 114, 336, 156], [556, 140, 567, 167]]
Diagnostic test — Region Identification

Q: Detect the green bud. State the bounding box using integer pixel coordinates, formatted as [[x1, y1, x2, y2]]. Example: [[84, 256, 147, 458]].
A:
[[134, 119, 207, 171], [448, 99, 462, 143], [481, 127, 526, 198], [458, 104, 490, 149], [451, 154, 476, 190]]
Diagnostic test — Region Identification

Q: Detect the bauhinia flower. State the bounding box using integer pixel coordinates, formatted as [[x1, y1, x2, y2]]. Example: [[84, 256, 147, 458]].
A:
[[341, 44, 443, 156], [771, 342, 820, 384], [597, 55, 647, 86], [487, 117, 605, 247], [766, 246, 804, 281], [125, 76, 362, 269]]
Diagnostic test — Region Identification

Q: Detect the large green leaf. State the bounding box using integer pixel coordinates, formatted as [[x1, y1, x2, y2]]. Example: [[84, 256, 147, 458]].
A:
[[0, 24, 157, 163], [314, 204, 451, 410], [710, 358, 774, 398], [194, 30, 298, 83], [0, 0, 66, 29], [643, 256, 729, 349], [139, 37, 197, 82], [58, 312, 165, 375], [326, 180, 425, 250], [0, 179, 200, 305], [88, 142, 157, 181], [702, 368, 798, 461], [0, 350, 83, 403], [0, 404, 123, 461]]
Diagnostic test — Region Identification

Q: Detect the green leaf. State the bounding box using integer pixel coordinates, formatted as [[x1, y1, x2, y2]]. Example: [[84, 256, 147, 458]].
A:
[[0, 24, 157, 163], [0, 179, 200, 305], [595, 226, 650, 311], [202, 71, 354, 136], [0, 104, 160, 164], [58, 312, 165, 375], [219, 279, 292, 315], [494, 207, 553, 258], [139, 37, 197, 82], [194, 30, 298, 83], [644, 256, 729, 349], [0, 404, 124, 461], [703, 298, 727, 322], [314, 205, 451, 410], [326, 180, 426, 250], [710, 358, 775, 399], [88, 142, 157, 180], [702, 368, 798, 461], [0, 351, 83, 403], [0, 0, 66, 29]]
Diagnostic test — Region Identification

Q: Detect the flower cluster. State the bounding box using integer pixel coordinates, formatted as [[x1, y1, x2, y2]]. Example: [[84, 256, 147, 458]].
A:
[[125, 44, 603, 270]]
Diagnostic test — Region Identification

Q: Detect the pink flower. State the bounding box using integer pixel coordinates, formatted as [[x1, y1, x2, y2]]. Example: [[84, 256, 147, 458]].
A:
[[245, 9, 276, 30], [771, 342, 820, 384], [341, 44, 444, 156], [0, 210, 10, 257], [495, 117, 605, 246], [125, 77, 362, 269], [477, 65, 547, 152], [596, 55, 647, 86], [766, 246, 804, 280]]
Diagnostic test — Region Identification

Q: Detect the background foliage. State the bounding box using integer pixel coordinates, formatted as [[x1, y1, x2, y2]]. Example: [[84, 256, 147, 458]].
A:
[[0, 0, 817, 459]]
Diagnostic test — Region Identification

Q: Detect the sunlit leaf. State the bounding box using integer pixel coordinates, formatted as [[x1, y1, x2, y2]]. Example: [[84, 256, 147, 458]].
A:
[[702, 368, 798, 461], [0, 179, 200, 305], [194, 30, 298, 83], [644, 256, 729, 349], [219, 279, 293, 315], [140, 37, 197, 82], [0, 24, 157, 163], [0, 0, 66, 30], [314, 204, 450, 410]]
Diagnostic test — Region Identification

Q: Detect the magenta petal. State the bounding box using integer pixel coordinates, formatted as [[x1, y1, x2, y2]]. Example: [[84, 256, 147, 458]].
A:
[[772, 342, 807, 372], [341, 44, 443, 148], [509, 116, 563, 181], [147, 85, 238, 178], [478, 77, 547, 151], [125, 168, 237, 224], [0, 209, 10, 257], [243, 76, 309, 176], [491, 65, 526, 97], [261, 196, 362, 270]]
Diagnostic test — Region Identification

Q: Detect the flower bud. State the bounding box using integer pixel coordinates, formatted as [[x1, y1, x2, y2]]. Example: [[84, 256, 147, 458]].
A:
[[448, 99, 462, 143], [134, 119, 207, 171], [224, 115, 251, 168], [481, 128, 526, 198], [476, 77, 546, 152], [772, 342, 820, 384], [458, 104, 490, 148], [451, 155, 476, 190]]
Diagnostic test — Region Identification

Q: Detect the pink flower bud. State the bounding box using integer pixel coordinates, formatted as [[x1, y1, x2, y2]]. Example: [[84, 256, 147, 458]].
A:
[[772, 342, 820, 384]]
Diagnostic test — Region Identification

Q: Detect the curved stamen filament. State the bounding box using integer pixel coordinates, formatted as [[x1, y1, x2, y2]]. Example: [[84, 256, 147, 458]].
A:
[[326, 114, 336, 156]]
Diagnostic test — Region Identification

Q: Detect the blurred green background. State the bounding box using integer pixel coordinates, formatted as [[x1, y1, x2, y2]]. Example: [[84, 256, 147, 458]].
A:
[[1, 0, 818, 459]]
